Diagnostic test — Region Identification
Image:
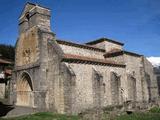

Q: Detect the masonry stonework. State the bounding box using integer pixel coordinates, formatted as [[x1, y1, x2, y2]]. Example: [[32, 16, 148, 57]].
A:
[[9, 2, 159, 116]]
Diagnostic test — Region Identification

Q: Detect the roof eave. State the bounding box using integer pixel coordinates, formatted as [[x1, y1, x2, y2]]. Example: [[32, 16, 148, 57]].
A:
[[86, 37, 124, 46]]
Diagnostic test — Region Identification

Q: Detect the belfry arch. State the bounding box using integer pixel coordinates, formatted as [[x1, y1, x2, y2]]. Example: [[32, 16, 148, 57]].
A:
[[16, 72, 34, 107]]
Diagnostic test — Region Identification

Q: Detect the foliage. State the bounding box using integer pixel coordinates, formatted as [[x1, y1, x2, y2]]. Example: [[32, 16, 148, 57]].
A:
[[103, 105, 123, 112], [115, 112, 160, 120], [103, 105, 114, 112], [149, 107, 160, 113], [0, 44, 15, 61], [1, 111, 160, 120]]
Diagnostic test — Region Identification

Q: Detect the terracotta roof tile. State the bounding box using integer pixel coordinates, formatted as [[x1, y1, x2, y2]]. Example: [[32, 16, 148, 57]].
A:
[[86, 37, 124, 46], [124, 51, 142, 57], [62, 54, 125, 67], [104, 49, 142, 57], [0, 58, 13, 64], [56, 39, 105, 52]]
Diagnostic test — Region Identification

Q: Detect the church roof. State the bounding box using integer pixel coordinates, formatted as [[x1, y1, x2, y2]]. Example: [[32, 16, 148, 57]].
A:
[[104, 49, 142, 57], [56, 39, 141, 59], [85, 37, 124, 46], [62, 54, 125, 67], [56, 39, 105, 52], [0, 58, 13, 64]]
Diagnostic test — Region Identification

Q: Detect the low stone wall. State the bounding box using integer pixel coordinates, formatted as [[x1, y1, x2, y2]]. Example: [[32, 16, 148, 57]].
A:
[[79, 102, 157, 120]]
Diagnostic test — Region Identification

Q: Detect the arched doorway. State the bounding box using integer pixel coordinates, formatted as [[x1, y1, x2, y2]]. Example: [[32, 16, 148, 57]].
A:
[[16, 72, 34, 106], [111, 72, 120, 105]]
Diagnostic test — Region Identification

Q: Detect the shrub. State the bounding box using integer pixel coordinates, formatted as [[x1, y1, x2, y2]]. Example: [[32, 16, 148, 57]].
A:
[[149, 107, 160, 113]]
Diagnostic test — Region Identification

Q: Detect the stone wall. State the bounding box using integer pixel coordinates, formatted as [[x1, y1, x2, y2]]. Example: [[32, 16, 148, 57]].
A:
[[15, 27, 40, 66], [143, 57, 158, 102], [157, 75, 160, 96], [19, 3, 51, 33], [90, 41, 123, 52], [104, 41, 123, 52], [46, 38, 65, 113], [59, 44, 104, 59], [29, 7, 51, 31], [63, 62, 126, 114], [124, 54, 143, 102], [10, 2, 159, 117], [90, 41, 106, 49], [11, 27, 56, 111], [0, 83, 5, 98], [105, 55, 124, 64], [105, 54, 145, 103], [154, 67, 160, 96]]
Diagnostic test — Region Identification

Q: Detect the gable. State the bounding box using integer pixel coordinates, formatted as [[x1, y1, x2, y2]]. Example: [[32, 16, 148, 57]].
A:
[[19, 2, 36, 19]]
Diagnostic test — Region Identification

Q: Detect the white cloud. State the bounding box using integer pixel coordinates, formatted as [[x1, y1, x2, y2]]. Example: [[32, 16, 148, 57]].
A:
[[147, 57, 160, 67]]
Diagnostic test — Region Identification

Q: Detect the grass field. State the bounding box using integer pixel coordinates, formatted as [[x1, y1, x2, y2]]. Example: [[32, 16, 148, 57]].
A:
[[0, 112, 80, 120], [115, 107, 160, 120], [115, 113, 160, 120], [1, 107, 160, 120]]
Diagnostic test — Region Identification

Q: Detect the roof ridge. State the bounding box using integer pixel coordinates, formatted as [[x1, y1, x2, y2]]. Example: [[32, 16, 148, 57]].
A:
[[26, 2, 50, 10], [86, 37, 124, 46], [26, 2, 36, 6], [104, 49, 142, 57]]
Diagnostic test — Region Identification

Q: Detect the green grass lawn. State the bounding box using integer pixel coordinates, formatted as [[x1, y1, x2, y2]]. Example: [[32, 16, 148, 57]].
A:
[[0, 112, 80, 120], [1, 107, 160, 120], [115, 113, 160, 120], [115, 107, 160, 120]]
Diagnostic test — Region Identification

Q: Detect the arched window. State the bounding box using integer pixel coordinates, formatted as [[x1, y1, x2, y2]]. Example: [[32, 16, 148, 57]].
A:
[[157, 76, 160, 96], [25, 12, 30, 21], [16, 72, 34, 106], [103, 83, 106, 93], [92, 69, 103, 108], [127, 74, 136, 102], [146, 73, 151, 102], [111, 72, 120, 105]]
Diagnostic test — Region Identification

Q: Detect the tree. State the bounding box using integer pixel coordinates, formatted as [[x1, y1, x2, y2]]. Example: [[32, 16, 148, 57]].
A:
[[0, 44, 15, 61]]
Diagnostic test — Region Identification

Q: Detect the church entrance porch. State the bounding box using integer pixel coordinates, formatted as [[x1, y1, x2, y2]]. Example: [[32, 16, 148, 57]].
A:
[[16, 72, 34, 107]]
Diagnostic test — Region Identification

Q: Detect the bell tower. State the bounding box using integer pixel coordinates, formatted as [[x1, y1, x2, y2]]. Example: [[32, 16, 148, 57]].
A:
[[19, 2, 51, 33], [11, 3, 55, 110]]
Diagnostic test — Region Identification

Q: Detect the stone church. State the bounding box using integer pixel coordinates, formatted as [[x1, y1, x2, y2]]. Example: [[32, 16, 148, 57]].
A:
[[9, 2, 159, 115]]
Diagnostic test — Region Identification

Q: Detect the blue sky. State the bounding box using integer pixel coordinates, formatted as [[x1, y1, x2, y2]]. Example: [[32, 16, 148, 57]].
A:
[[0, 0, 160, 57]]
